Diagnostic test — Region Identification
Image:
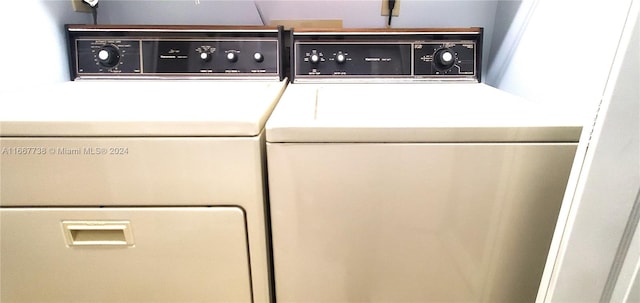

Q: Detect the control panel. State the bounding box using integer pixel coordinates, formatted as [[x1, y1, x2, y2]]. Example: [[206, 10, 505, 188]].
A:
[[291, 28, 482, 82], [67, 25, 284, 80]]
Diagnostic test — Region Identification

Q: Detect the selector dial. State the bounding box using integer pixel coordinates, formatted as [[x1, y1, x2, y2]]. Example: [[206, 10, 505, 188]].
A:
[[310, 54, 320, 64], [226, 52, 238, 62], [97, 45, 120, 68], [434, 48, 456, 70], [335, 52, 346, 64]]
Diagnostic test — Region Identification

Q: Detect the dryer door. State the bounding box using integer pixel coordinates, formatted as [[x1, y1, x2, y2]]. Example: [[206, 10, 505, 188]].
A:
[[1, 207, 252, 303]]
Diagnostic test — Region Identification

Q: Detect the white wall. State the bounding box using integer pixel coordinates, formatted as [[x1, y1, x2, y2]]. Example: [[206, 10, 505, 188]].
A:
[[490, 0, 632, 115], [0, 0, 91, 94], [531, 0, 639, 302]]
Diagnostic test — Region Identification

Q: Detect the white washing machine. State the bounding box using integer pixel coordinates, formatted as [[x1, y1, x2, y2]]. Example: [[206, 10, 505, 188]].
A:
[[0, 25, 286, 303], [266, 29, 583, 302]]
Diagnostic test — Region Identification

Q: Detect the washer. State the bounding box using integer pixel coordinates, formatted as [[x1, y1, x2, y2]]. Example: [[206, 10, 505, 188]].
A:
[[0, 25, 286, 303], [266, 29, 583, 302]]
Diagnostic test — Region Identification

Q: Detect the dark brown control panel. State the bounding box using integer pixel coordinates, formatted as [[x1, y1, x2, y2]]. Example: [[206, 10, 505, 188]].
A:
[[67, 25, 284, 80], [291, 28, 482, 82]]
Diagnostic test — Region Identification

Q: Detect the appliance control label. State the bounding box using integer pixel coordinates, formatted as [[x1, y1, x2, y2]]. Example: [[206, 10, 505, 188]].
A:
[[69, 26, 283, 79]]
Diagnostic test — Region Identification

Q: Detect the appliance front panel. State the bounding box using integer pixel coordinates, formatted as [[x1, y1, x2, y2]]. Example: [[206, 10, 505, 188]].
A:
[[267, 142, 577, 303], [1, 207, 251, 303], [1, 136, 273, 302], [0, 137, 263, 206]]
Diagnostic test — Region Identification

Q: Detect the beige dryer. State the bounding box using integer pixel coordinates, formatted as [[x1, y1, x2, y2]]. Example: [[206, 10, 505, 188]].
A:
[[1, 25, 287, 303]]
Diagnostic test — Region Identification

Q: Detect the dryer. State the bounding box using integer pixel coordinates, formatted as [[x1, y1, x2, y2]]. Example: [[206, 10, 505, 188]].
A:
[[0, 25, 286, 303], [266, 29, 584, 303]]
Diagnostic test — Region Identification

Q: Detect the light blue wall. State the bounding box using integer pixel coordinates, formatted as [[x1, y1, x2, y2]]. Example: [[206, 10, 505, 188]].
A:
[[96, 0, 263, 25], [0, 0, 91, 93], [486, 0, 522, 77], [95, 0, 498, 28]]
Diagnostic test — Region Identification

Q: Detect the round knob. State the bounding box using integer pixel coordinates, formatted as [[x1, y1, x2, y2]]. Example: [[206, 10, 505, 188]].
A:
[[253, 52, 264, 62], [336, 53, 346, 64], [200, 52, 211, 62], [434, 48, 455, 70], [97, 45, 120, 68], [310, 54, 320, 64], [226, 52, 238, 62]]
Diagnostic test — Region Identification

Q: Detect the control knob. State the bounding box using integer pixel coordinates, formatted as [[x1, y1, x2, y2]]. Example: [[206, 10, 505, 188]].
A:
[[97, 45, 120, 68], [310, 54, 320, 64], [335, 52, 346, 64], [434, 48, 455, 70], [253, 52, 264, 62], [200, 52, 211, 62], [226, 52, 238, 62]]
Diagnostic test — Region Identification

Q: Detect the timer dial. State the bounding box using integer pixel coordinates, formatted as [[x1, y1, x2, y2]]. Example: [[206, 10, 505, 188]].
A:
[[97, 45, 120, 68], [434, 48, 455, 70]]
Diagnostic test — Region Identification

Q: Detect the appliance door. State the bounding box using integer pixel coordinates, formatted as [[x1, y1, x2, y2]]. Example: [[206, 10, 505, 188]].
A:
[[0, 136, 270, 303], [0, 207, 252, 303], [267, 142, 577, 303]]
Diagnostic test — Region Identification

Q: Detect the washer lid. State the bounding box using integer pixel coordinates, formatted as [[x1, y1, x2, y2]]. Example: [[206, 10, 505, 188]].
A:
[[0, 80, 287, 137], [266, 83, 585, 143]]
